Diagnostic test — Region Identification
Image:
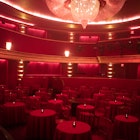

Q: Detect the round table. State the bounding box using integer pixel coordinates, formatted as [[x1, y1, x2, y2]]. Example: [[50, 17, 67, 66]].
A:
[[108, 100, 124, 121], [93, 93, 105, 99], [113, 114, 139, 140], [76, 104, 95, 119], [93, 93, 105, 107], [3, 101, 26, 126], [56, 93, 69, 104], [35, 91, 48, 101], [116, 95, 131, 102], [26, 109, 56, 140], [48, 99, 63, 116], [54, 120, 92, 140], [4, 92, 16, 102], [35, 91, 47, 97], [26, 95, 41, 109]]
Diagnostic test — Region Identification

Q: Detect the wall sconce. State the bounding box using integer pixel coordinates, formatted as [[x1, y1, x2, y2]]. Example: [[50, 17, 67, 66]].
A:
[[107, 63, 113, 78], [69, 32, 74, 43], [17, 60, 24, 81], [6, 42, 12, 50], [130, 30, 134, 35], [19, 24, 26, 33], [67, 62, 73, 77], [121, 63, 124, 67], [64, 50, 70, 57]]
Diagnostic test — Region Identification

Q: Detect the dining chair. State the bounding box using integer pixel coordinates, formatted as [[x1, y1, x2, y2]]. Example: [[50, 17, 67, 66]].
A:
[[96, 116, 114, 140], [61, 105, 71, 120], [94, 101, 106, 128], [94, 108, 105, 128], [79, 111, 95, 129]]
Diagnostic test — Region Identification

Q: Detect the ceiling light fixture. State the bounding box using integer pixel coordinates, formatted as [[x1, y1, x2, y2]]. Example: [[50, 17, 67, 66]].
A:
[[1, 0, 137, 29], [46, 0, 126, 29], [70, 0, 100, 29]]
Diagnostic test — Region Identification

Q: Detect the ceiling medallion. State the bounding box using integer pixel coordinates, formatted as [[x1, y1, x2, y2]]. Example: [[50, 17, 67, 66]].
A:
[[46, 0, 126, 29]]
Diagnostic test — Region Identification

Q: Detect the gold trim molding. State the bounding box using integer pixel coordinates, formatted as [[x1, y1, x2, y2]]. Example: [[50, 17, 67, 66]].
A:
[[0, 48, 140, 63]]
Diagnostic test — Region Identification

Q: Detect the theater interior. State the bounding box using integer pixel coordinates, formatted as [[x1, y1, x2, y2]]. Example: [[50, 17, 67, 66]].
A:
[[0, 0, 140, 140]]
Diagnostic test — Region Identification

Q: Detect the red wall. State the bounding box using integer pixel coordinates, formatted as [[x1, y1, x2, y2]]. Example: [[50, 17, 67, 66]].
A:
[[0, 59, 139, 89], [0, 28, 139, 57], [22, 76, 140, 96], [0, 59, 8, 85], [0, 28, 97, 57]]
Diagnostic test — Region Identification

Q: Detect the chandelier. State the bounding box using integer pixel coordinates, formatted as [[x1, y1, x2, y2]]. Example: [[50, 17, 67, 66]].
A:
[[45, 0, 126, 29], [70, 0, 100, 29]]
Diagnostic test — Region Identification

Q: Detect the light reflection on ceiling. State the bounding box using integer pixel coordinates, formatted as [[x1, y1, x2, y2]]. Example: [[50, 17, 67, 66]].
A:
[[0, 0, 140, 25], [0, 15, 34, 26]]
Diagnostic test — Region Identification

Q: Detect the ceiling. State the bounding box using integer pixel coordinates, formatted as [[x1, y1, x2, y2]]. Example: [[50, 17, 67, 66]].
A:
[[0, 0, 140, 63], [0, 0, 140, 40]]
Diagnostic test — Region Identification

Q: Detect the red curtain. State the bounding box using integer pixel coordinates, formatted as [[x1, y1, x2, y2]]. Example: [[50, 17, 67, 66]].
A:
[[77, 63, 99, 76], [26, 62, 61, 75]]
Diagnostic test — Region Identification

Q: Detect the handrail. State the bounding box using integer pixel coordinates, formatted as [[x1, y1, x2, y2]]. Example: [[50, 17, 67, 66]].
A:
[[0, 48, 140, 63]]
